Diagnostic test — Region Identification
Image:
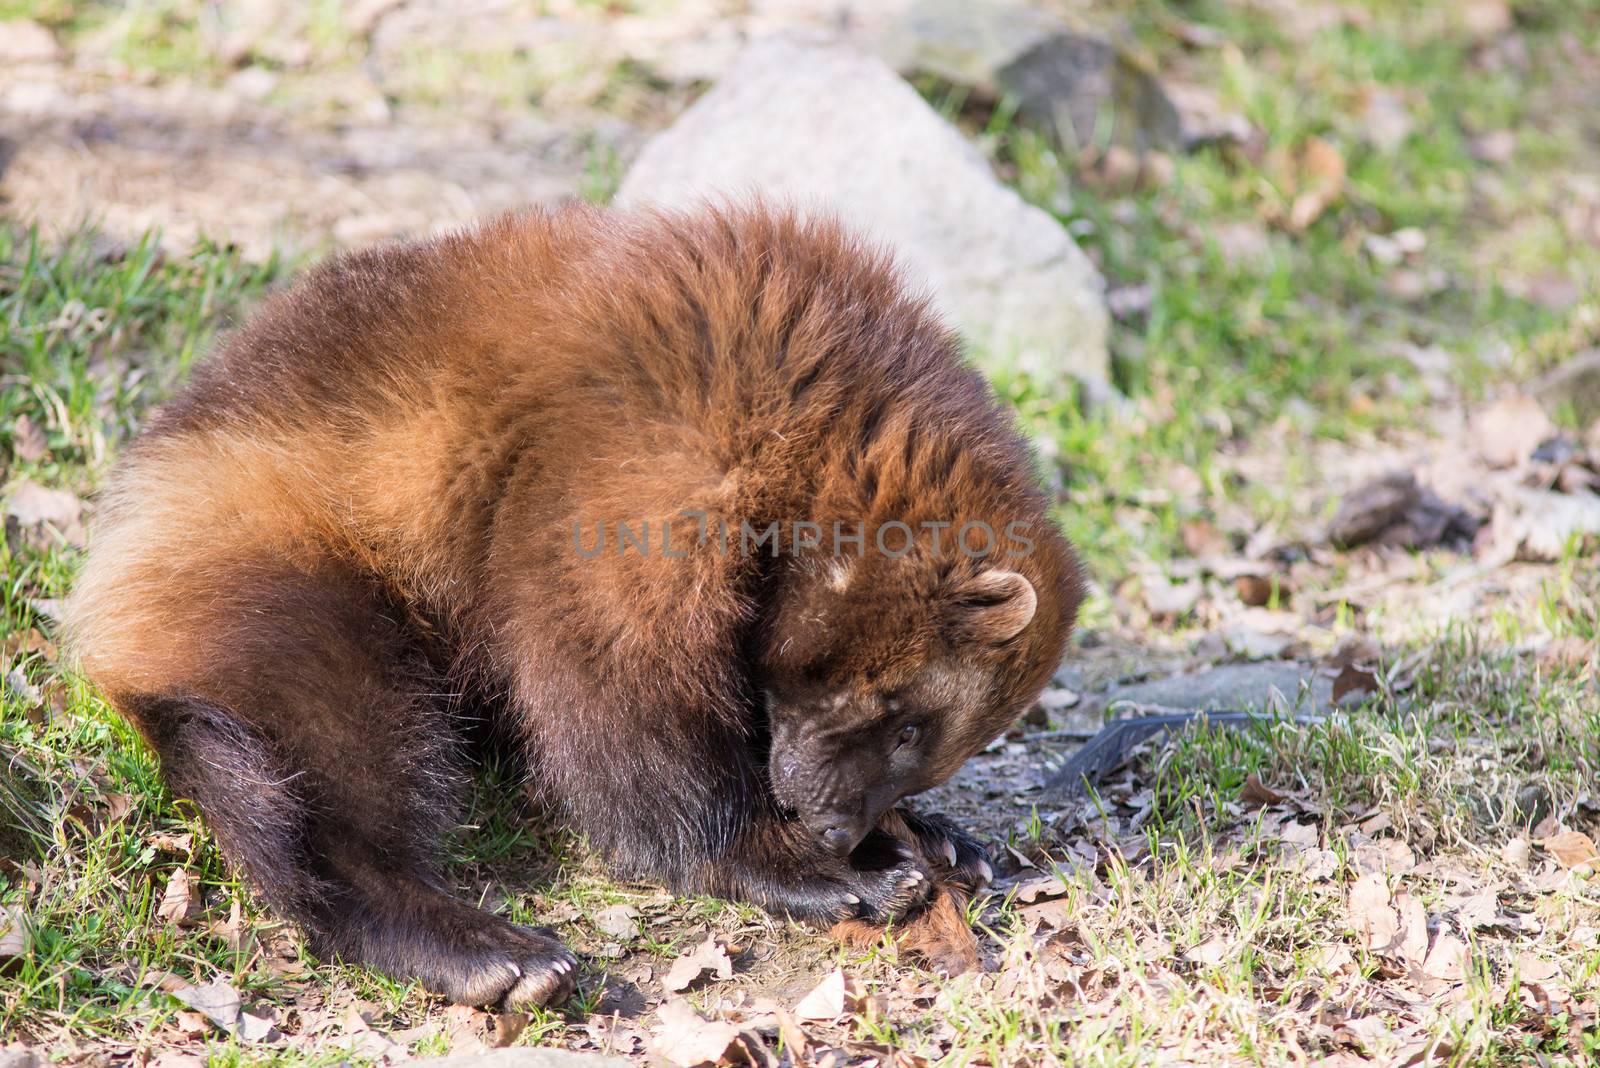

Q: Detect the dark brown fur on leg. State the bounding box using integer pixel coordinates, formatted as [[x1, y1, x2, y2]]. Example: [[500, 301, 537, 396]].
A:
[[119, 560, 576, 1009]]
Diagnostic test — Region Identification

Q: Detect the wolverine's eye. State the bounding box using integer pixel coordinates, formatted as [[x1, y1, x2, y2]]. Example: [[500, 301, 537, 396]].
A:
[[896, 723, 919, 748]]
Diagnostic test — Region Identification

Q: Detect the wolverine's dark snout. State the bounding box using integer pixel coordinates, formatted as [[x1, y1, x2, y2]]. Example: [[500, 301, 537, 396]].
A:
[[770, 715, 901, 857]]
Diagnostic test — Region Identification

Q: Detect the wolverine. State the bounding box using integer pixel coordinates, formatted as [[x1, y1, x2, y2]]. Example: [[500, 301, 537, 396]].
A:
[[67, 203, 1081, 1009]]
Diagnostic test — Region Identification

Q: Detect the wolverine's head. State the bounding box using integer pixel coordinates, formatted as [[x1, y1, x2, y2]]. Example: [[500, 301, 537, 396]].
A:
[[758, 540, 1079, 857]]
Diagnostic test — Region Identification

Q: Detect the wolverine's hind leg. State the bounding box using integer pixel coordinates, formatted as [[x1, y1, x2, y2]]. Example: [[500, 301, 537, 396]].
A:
[[110, 560, 576, 1008]]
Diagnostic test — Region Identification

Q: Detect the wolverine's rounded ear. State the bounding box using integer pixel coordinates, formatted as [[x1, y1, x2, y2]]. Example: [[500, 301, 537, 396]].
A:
[[945, 570, 1037, 645]]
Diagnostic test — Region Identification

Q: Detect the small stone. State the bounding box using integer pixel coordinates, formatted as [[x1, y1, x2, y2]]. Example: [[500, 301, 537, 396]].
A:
[[879, 0, 1183, 152], [1091, 662, 1332, 714]]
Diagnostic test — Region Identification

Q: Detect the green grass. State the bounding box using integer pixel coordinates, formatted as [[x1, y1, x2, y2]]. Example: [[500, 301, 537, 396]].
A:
[[4, 0, 1600, 1062]]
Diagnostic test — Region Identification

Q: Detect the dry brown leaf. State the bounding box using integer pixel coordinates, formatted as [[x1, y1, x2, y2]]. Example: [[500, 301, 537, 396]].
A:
[[1470, 394, 1554, 469], [1540, 830, 1600, 873], [1393, 892, 1428, 968], [1360, 811, 1394, 836], [1453, 889, 1500, 931], [1349, 872, 1398, 953], [663, 933, 734, 992], [594, 903, 641, 939], [174, 1010, 212, 1036], [102, 793, 133, 823], [774, 1007, 809, 1062], [1182, 935, 1229, 967], [1336, 1015, 1391, 1053], [148, 832, 195, 854], [445, 1003, 492, 1052], [1286, 137, 1346, 231], [1539, 636, 1596, 672], [4, 479, 85, 546], [139, 969, 189, 993], [147, 1053, 207, 1068], [1239, 773, 1289, 808], [1517, 952, 1561, 983], [172, 980, 242, 1033], [1018, 896, 1077, 932], [793, 968, 864, 1023], [1010, 875, 1072, 903], [1353, 837, 1414, 876], [157, 869, 204, 927], [492, 1012, 529, 1048], [1279, 821, 1320, 849], [207, 898, 245, 951], [1142, 574, 1201, 618], [651, 997, 756, 1067], [11, 415, 47, 462], [1422, 931, 1466, 981], [0, 906, 29, 962], [237, 1006, 277, 1043], [1502, 836, 1532, 867], [1332, 664, 1381, 704], [1312, 944, 1355, 975], [1297, 848, 1341, 881], [1180, 518, 1231, 558]]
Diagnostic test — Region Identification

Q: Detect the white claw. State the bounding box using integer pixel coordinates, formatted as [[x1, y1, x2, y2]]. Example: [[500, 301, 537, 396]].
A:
[[941, 840, 958, 866], [842, 892, 861, 904], [977, 860, 994, 885], [507, 960, 523, 977]]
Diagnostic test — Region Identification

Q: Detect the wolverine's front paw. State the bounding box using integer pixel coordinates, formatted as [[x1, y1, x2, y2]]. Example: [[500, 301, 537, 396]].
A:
[[828, 831, 935, 923], [894, 808, 994, 894]]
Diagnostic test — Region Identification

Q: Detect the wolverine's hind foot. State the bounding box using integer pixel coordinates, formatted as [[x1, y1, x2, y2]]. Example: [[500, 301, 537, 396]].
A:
[[419, 923, 579, 1010], [334, 885, 579, 1010]]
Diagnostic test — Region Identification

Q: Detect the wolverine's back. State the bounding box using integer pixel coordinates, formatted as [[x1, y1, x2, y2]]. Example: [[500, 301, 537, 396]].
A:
[[71, 203, 1012, 696]]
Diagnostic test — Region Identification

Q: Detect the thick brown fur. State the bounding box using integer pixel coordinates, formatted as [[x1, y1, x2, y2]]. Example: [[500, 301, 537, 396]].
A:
[[67, 203, 1081, 1008]]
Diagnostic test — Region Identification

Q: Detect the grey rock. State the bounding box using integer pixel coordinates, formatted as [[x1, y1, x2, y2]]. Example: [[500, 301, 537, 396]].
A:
[[1528, 348, 1600, 427], [409, 1050, 634, 1068], [616, 35, 1109, 387], [0, 1049, 40, 1068], [879, 0, 1182, 152], [1093, 662, 1333, 715]]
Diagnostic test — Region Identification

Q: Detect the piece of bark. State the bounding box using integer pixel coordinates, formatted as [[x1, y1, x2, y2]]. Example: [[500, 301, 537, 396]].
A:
[[1328, 472, 1419, 548]]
